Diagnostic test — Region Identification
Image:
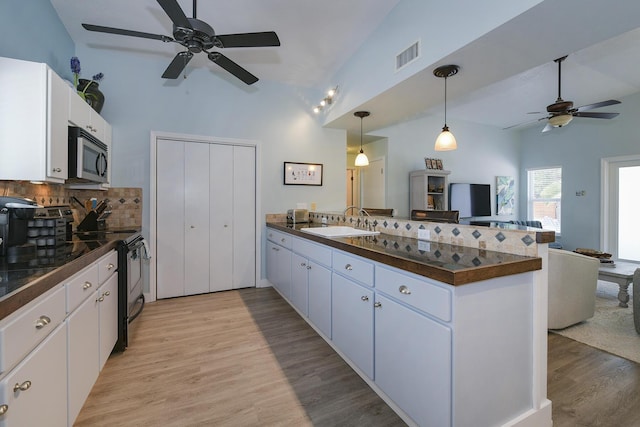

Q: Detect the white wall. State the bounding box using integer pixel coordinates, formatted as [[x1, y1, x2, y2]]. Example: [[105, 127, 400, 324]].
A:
[[376, 114, 520, 219], [518, 91, 640, 251]]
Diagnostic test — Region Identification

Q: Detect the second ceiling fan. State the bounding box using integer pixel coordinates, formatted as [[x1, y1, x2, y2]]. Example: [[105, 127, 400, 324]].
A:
[[538, 55, 620, 132], [82, 0, 280, 85]]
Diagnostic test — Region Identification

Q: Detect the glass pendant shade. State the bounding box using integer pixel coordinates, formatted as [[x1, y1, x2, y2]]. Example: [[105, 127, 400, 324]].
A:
[[435, 125, 457, 151], [548, 114, 573, 127], [355, 150, 369, 166]]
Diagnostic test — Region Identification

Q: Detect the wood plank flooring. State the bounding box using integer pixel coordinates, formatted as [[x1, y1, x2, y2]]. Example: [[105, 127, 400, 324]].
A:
[[75, 287, 640, 427], [75, 288, 406, 426]]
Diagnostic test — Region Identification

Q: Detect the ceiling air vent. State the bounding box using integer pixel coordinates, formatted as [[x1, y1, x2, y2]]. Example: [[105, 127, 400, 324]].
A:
[[396, 40, 420, 71]]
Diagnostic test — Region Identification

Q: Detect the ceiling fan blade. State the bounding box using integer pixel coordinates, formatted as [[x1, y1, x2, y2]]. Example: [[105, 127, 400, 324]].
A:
[[157, 0, 192, 29], [541, 123, 553, 133], [575, 99, 621, 112], [208, 52, 258, 85], [162, 51, 194, 79], [82, 23, 173, 42], [215, 32, 281, 48], [573, 111, 620, 119]]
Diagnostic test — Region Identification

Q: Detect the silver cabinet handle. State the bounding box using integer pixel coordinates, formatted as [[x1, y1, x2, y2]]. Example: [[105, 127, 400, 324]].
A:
[[374, 302, 382, 308], [0, 404, 7, 415], [345, 264, 353, 271], [281, 238, 286, 243], [300, 262, 306, 267], [190, 225, 195, 229], [52, 167, 62, 173], [361, 296, 369, 302], [399, 285, 411, 295], [35, 315, 51, 329], [272, 247, 279, 252], [103, 291, 111, 297], [83, 281, 93, 290], [107, 263, 115, 270], [307, 265, 311, 270], [13, 380, 31, 392], [97, 295, 105, 302]]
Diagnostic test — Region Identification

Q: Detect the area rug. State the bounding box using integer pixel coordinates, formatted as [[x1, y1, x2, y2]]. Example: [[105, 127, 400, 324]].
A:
[[550, 280, 640, 364]]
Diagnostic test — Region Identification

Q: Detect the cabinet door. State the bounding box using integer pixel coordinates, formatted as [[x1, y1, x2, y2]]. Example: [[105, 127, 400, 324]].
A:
[[98, 274, 118, 370], [290, 253, 309, 316], [374, 294, 452, 427], [47, 68, 69, 182], [68, 87, 91, 130], [209, 144, 233, 291], [276, 246, 292, 299], [307, 261, 331, 338], [232, 145, 256, 289], [67, 291, 100, 424], [0, 323, 67, 427], [331, 273, 374, 379]]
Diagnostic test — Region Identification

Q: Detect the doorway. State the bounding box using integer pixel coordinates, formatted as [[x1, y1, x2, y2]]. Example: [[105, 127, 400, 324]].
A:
[[602, 155, 640, 262], [360, 156, 386, 209], [346, 167, 360, 208]]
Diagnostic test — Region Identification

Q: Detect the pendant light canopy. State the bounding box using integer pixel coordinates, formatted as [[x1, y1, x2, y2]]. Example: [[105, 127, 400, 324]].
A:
[[354, 111, 370, 167], [433, 65, 459, 151]]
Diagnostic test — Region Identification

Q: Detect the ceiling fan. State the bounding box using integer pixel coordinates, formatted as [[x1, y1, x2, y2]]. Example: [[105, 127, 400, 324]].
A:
[[82, 0, 280, 85], [538, 55, 620, 132]]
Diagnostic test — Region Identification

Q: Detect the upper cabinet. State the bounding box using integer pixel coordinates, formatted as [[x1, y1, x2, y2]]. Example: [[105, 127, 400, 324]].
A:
[[68, 87, 110, 144], [0, 57, 69, 183]]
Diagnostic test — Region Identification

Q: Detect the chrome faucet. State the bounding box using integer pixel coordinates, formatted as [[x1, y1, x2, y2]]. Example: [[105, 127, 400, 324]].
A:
[[343, 205, 359, 215]]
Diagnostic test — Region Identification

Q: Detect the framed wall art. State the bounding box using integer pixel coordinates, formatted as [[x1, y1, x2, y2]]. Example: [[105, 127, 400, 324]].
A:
[[496, 175, 515, 215], [284, 162, 323, 186]]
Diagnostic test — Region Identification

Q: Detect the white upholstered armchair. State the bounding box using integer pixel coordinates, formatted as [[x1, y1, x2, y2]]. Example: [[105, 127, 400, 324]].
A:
[[548, 248, 600, 330]]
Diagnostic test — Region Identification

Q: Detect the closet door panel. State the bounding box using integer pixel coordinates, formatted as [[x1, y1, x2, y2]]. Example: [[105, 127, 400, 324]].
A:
[[184, 142, 210, 295], [156, 140, 186, 299], [209, 144, 234, 292], [232, 145, 256, 289]]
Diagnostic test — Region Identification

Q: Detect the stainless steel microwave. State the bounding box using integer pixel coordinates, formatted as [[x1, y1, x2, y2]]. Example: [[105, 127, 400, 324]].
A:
[[67, 126, 108, 183]]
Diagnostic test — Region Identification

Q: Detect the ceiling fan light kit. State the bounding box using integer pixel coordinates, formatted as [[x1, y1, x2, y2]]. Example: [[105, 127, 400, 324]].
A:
[[82, 0, 280, 85], [548, 114, 573, 128], [354, 111, 370, 167], [433, 64, 459, 151]]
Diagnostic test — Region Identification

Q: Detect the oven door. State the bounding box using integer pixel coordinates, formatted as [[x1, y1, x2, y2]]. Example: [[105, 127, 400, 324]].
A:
[[127, 242, 144, 320]]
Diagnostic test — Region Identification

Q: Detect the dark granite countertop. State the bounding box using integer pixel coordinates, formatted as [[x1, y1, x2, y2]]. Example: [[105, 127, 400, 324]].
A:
[[0, 229, 139, 320], [267, 222, 542, 286]]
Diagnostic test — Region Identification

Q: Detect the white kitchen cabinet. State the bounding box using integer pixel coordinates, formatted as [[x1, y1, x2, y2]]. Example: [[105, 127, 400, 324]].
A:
[[374, 293, 452, 427], [0, 57, 69, 183], [307, 261, 332, 338], [331, 273, 374, 379], [156, 139, 256, 298], [409, 169, 451, 211], [66, 251, 118, 425], [0, 322, 67, 427], [266, 241, 292, 299], [290, 253, 309, 316]]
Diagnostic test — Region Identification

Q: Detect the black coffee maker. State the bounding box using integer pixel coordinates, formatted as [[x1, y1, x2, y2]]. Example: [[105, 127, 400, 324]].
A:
[[0, 197, 39, 257]]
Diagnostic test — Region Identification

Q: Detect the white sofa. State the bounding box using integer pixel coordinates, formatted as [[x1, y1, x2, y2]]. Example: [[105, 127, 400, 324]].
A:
[[548, 248, 600, 329]]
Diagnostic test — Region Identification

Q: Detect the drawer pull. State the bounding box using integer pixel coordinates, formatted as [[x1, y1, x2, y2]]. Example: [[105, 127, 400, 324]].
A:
[[306, 265, 311, 270], [83, 281, 93, 290], [300, 262, 306, 267], [361, 296, 369, 302], [374, 302, 382, 308], [345, 264, 353, 271], [281, 238, 286, 243], [34, 316, 51, 329], [272, 247, 279, 252], [97, 295, 105, 302], [0, 404, 7, 415], [399, 285, 411, 295], [107, 263, 115, 270], [13, 380, 31, 392]]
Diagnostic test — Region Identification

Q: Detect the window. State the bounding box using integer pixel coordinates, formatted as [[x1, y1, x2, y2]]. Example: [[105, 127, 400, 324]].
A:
[[527, 167, 562, 234]]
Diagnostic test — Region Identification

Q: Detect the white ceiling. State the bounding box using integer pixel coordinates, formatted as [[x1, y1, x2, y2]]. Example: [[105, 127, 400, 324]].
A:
[[51, 0, 640, 147]]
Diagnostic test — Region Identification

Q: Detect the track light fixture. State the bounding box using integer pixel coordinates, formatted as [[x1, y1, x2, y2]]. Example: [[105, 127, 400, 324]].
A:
[[433, 65, 459, 151], [354, 111, 370, 167], [313, 86, 338, 114]]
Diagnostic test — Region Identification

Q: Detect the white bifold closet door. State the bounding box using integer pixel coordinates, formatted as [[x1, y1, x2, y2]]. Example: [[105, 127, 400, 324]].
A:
[[156, 139, 255, 299]]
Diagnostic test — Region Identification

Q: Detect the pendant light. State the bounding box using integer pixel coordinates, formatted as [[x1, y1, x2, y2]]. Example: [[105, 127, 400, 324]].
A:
[[354, 111, 370, 167], [433, 65, 460, 151]]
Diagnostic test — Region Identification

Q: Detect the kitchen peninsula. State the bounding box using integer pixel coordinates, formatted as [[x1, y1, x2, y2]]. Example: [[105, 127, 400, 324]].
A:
[[266, 215, 553, 427]]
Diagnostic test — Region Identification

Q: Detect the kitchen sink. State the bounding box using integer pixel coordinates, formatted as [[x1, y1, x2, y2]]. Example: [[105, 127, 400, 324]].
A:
[[300, 226, 380, 238]]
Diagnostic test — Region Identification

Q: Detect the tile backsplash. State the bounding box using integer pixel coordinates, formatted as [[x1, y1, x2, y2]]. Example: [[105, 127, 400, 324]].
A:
[[1, 181, 142, 229]]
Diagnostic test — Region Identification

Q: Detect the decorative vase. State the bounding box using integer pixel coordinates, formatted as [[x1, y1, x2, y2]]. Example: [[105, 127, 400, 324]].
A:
[[77, 78, 105, 114]]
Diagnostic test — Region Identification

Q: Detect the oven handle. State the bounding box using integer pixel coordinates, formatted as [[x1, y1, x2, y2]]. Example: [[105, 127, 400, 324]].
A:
[[128, 237, 151, 260]]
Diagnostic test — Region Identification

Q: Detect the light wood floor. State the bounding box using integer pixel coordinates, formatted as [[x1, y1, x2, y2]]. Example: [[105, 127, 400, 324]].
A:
[[76, 288, 640, 427], [75, 288, 406, 426]]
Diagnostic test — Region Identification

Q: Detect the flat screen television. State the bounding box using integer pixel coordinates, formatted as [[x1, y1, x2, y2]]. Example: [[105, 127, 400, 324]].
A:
[[449, 183, 492, 218]]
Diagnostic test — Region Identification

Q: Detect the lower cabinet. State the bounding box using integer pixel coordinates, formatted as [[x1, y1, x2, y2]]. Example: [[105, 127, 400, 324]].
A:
[[307, 261, 332, 338], [290, 253, 309, 316], [374, 293, 452, 427], [0, 323, 67, 427], [331, 273, 374, 379], [266, 241, 292, 299]]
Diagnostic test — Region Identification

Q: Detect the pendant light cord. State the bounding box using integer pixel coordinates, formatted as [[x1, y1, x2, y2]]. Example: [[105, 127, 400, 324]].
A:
[[360, 116, 364, 150], [443, 76, 448, 127]]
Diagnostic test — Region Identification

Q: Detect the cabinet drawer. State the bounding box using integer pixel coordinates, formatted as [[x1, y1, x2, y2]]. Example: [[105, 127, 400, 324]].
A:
[[332, 251, 373, 286], [66, 264, 99, 314], [0, 286, 65, 375], [292, 237, 331, 267], [376, 265, 451, 322], [266, 229, 292, 249], [97, 250, 118, 285]]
